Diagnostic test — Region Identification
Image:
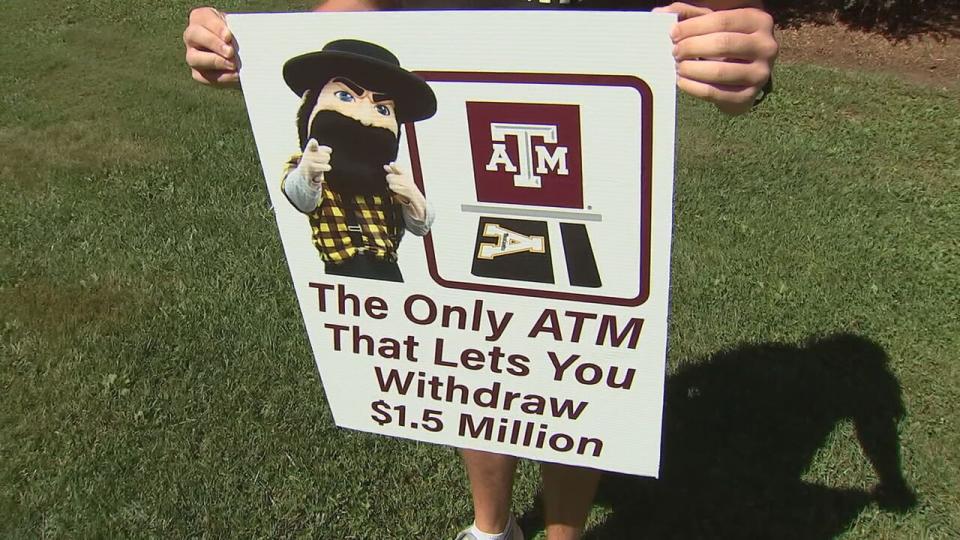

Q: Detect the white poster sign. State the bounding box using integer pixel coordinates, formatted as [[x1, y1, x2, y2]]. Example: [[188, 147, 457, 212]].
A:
[[230, 10, 676, 477]]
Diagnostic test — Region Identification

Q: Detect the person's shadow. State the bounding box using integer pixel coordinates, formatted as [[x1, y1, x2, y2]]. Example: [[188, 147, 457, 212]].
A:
[[520, 333, 916, 539]]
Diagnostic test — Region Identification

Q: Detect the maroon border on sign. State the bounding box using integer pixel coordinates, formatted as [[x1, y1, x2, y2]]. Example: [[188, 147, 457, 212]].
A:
[[405, 71, 654, 307]]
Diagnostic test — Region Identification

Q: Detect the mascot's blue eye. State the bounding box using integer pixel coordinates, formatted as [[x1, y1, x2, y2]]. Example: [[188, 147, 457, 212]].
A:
[[335, 90, 355, 102], [376, 104, 392, 116]]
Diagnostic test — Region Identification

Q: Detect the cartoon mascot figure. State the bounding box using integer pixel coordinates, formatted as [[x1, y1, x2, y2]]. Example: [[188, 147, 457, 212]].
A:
[[281, 39, 437, 282]]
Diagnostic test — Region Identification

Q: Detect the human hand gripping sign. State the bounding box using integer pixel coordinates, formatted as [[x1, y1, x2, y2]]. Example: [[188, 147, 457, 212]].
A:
[[184, 2, 381, 88], [654, 2, 779, 115], [183, 7, 241, 87]]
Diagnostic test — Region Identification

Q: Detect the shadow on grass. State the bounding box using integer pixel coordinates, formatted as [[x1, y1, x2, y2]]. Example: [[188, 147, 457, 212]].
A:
[[766, 0, 960, 40], [519, 333, 916, 539], [593, 0, 960, 39]]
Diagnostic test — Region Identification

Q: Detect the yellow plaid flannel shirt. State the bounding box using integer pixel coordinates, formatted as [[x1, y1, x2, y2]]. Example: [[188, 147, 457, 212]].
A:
[[282, 154, 404, 264]]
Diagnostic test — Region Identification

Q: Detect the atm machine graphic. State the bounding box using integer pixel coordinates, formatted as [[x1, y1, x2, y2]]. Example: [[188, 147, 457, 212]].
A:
[[464, 101, 601, 288], [407, 70, 654, 307]]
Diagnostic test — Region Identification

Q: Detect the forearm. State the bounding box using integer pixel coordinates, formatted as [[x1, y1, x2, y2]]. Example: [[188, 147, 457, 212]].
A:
[[402, 198, 435, 236], [282, 166, 323, 214], [692, 0, 765, 9], [313, 0, 764, 10], [312, 0, 396, 11]]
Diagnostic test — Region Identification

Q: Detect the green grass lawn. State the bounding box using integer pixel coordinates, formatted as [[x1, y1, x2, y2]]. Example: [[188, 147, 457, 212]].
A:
[[2, 1, 958, 538]]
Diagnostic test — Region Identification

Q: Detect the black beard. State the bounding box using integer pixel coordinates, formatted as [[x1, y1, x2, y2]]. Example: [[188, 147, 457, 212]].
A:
[[307, 110, 399, 197]]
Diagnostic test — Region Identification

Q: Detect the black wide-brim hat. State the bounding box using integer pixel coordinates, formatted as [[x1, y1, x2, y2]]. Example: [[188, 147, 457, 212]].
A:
[[283, 39, 437, 124]]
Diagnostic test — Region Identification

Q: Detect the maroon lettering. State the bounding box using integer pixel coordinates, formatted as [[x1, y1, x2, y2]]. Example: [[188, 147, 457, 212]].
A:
[[337, 285, 361, 317], [548, 351, 636, 390], [520, 394, 545, 415], [404, 294, 437, 325], [548, 351, 580, 381], [606, 366, 636, 389], [487, 310, 513, 342], [374, 367, 416, 393], [461, 348, 485, 370], [442, 302, 468, 330], [432, 338, 458, 367], [506, 354, 531, 376], [309, 282, 388, 319], [474, 382, 501, 407], [575, 363, 603, 385], [366, 296, 388, 319], [326, 324, 419, 361], [324, 323, 349, 351], [309, 282, 335, 312], [564, 310, 597, 342], [403, 335, 420, 362], [471, 299, 484, 334], [596, 315, 644, 349], [529, 309, 562, 340]]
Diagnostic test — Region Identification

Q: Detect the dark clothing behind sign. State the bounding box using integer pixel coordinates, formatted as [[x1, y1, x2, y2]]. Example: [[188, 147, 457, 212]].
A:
[[396, 0, 661, 10]]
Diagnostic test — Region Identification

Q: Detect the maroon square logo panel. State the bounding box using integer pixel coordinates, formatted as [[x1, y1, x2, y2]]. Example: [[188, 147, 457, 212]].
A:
[[466, 102, 584, 209]]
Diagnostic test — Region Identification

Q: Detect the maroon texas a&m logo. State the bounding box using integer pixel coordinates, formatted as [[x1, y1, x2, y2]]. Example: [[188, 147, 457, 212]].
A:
[[466, 102, 584, 209]]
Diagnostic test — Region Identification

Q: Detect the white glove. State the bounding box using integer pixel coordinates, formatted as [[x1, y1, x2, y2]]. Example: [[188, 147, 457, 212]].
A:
[[384, 162, 427, 220], [283, 138, 332, 214], [300, 138, 332, 186]]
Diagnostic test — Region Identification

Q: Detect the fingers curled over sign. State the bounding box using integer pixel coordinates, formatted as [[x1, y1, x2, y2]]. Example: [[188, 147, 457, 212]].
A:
[[671, 8, 774, 42], [661, 5, 778, 114], [191, 68, 240, 86], [676, 59, 770, 88], [652, 2, 713, 21], [183, 7, 240, 88], [677, 77, 757, 115]]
